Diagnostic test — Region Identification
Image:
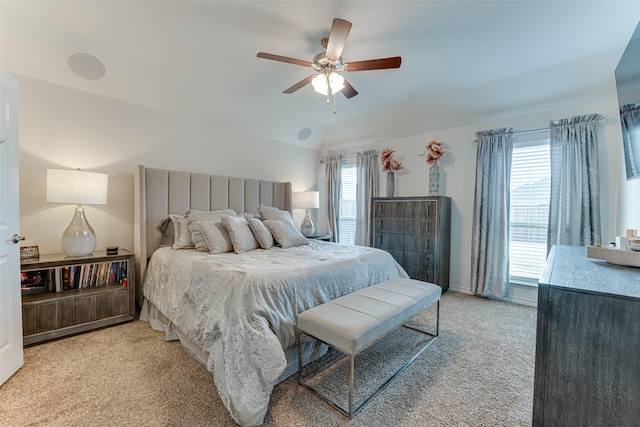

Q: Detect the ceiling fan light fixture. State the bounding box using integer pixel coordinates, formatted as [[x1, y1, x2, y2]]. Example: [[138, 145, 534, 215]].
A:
[[312, 71, 344, 95]]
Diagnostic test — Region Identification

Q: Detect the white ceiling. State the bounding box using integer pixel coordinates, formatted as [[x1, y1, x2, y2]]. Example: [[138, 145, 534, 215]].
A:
[[2, 1, 640, 151]]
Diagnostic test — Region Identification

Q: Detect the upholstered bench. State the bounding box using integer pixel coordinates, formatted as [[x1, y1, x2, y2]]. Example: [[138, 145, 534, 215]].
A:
[[297, 277, 442, 418]]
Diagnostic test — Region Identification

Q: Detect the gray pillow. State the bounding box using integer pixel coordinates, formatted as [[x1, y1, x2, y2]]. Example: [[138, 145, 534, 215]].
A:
[[186, 209, 236, 252], [258, 205, 294, 225], [169, 214, 194, 249], [243, 212, 262, 221], [263, 220, 309, 249], [247, 218, 274, 249], [194, 220, 234, 254], [221, 215, 259, 254], [158, 217, 175, 247]]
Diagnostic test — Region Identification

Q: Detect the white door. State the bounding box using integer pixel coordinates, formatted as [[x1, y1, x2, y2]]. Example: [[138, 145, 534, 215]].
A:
[[0, 69, 23, 386]]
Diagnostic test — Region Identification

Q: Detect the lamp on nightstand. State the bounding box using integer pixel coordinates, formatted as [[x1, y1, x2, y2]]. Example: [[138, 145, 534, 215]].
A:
[[47, 169, 108, 257], [293, 191, 319, 237]]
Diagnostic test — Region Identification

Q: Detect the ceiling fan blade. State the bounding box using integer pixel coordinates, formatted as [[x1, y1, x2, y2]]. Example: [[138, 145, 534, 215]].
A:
[[283, 75, 316, 94], [341, 79, 358, 99], [343, 56, 402, 72], [257, 52, 313, 67], [325, 18, 352, 61]]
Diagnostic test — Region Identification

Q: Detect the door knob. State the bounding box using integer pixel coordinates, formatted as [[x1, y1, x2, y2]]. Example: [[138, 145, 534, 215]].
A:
[[12, 234, 25, 244]]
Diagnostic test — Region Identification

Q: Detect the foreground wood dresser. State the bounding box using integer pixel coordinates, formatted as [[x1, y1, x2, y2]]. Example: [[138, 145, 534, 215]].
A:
[[533, 245, 640, 426], [370, 196, 451, 291]]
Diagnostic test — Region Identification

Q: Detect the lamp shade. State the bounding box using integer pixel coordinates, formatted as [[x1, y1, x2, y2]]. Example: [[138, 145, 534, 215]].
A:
[[293, 191, 320, 209], [47, 169, 108, 205]]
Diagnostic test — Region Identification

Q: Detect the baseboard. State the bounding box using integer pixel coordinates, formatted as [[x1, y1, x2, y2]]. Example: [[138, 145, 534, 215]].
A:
[[447, 284, 537, 308]]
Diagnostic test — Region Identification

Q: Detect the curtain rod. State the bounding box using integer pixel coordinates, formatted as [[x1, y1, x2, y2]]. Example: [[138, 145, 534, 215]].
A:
[[471, 127, 548, 143], [320, 153, 359, 164], [475, 116, 607, 142], [513, 127, 549, 136], [515, 116, 608, 136]]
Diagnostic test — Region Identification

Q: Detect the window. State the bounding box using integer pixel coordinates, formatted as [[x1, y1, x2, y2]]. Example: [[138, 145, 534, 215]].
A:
[[338, 160, 357, 244], [509, 139, 550, 284]]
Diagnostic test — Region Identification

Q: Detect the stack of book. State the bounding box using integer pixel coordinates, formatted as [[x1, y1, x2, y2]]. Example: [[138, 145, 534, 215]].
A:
[[61, 261, 128, 291]]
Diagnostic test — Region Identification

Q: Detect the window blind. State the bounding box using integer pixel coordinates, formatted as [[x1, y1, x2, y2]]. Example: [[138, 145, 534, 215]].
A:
[[509, 140, 550, 282], [339, 161, 357, 245]]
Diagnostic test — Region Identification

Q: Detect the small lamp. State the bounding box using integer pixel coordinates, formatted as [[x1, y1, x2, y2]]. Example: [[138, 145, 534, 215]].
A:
[[293, 191, 320, 237], [46, 169, 108, 257]]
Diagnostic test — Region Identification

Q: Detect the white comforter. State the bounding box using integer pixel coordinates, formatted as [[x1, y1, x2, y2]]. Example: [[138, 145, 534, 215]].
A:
[[142, 240, 408, 426]]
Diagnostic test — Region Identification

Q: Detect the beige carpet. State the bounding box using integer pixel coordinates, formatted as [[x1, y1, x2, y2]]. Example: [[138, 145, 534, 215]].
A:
[[0, 292, 536, 427]]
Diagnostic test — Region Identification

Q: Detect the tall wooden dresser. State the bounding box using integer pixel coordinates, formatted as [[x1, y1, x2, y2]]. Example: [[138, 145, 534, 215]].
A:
[[370, 196, 451, 291]]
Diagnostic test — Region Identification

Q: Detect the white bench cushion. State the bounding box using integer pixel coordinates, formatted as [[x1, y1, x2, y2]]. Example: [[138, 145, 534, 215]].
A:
[[297, 278, 441, 355]]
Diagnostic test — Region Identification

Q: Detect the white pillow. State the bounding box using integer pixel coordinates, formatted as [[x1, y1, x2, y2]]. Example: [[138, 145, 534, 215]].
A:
[[247, 218, 274, 250], [258, 205, 294, 225], [263, 220, 309, 249], [169, 214, 194, 249], [186, 209, 236, 252], [243, 212, 262, 221], [221, 215, 259, 254], [194, 220, 234, 254]]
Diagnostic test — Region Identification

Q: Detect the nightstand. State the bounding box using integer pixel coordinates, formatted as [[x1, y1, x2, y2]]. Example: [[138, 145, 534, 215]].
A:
[[306, 233, 333, 242], [20, 249, 135, 345]]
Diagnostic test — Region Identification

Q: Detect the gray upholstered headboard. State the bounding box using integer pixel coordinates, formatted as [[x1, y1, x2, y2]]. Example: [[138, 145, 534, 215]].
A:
[[133, 165, 292, 307]]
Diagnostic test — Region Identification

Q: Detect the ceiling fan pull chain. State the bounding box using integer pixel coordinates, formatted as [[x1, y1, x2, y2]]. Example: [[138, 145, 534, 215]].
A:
[[333, 93, 337, 114]]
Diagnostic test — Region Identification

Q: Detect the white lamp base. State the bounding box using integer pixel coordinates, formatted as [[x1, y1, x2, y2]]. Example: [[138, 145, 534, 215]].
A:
[[61, 206, 97, 257], [300, 210, 315, 237]]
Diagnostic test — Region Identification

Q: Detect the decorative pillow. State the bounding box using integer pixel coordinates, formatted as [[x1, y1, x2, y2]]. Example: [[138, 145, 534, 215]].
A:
[[243, 212, 262, 221], [247, 218, 274, 250], [158, 217, 175, 247], [186, 209, 236, 252], [186, 209, 236, 221], [169, 214, 194, 249], [263, 220, 309, 249], [221, 215, 259, 254], [258, 205, 294, 225], [193, 220, 234, 254]]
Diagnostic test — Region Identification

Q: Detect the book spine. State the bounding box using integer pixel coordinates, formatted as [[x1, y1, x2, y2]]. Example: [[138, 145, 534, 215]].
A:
[[55, 268, 62, 292], [62, 267, 71, 290], [73, 266, 81, 289], [48, 269, 55, 292]]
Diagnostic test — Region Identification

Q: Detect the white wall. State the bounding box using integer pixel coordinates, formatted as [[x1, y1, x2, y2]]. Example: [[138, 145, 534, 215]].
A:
[[17, 75, 321, 255], [618, 170, 640, 235], [16, 72, 637, 307], [324, 96, 627, 305]]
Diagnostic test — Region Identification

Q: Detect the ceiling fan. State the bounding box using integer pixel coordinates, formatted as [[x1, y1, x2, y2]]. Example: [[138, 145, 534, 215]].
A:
[[257, 18, 401, 111]]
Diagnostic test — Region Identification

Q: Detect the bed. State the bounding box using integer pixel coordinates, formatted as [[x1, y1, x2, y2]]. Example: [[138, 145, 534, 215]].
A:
[[133, 165, 409, 426]]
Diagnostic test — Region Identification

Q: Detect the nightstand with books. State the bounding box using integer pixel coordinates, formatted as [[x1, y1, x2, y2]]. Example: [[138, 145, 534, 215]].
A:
[[20, 249, 135, 345]]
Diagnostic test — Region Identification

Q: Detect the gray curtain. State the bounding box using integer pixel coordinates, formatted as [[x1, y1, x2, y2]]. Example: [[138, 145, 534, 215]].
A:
[[324, 155, 342, 242], [471, 128, 513, 298], [620, 104, 640, 179], [547, 114, 603, 252], [355, 150, 378, 246]]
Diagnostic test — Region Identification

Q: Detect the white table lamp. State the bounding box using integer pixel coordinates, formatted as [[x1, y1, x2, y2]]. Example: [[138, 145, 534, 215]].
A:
[[47, 169, 108, 257], [294, 191, 320, 237]]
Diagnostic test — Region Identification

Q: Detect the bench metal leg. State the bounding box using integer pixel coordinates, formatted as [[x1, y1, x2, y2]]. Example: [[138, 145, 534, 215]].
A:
[[348, 354, 354, 418], [297, 328, 302, 385]]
